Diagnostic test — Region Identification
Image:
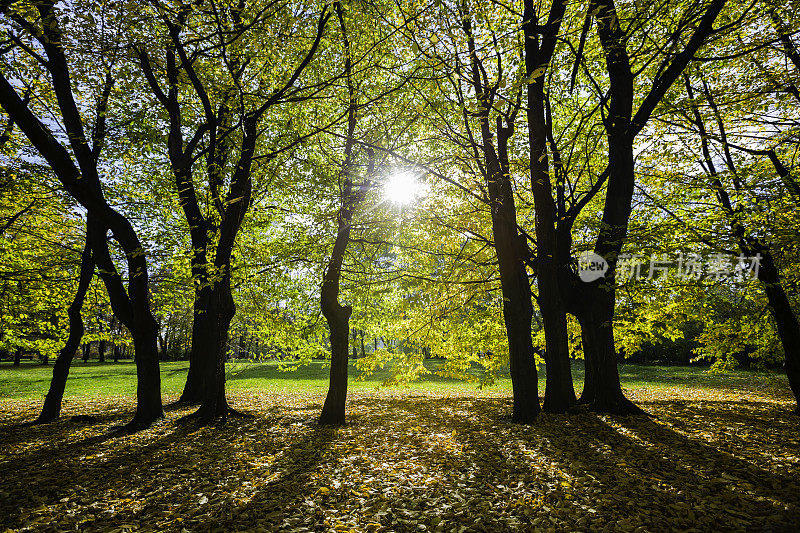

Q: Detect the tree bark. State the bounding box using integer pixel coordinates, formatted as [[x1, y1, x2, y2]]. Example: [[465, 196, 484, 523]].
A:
[[0, 3, 164, 430], [757, 252, 800, 413], [523, 0, 575, 412], [179, 287, 214, 402], [138, 43, 213, 405], [318, 158, 362, 425], [190, 273, 235, 421], [13, 349, 21, 366], [88, 216, 163, 428], [37, 236, 93, 423], [136, 5, 331, 409], [319, 3, 369, 426], [576, 0, 725, 413], [319, 297, 352, 426], [687, 75, 800, 413], [460, 8, 540, 423], [318, 158, 358, 425]]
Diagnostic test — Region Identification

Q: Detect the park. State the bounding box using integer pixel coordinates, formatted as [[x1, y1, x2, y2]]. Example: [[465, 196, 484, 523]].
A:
[[1, 0, 799, 531]]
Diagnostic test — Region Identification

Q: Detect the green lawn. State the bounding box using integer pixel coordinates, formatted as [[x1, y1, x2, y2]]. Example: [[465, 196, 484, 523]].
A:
[[1, 359, 798, 531], [0, 358, 791, 401]]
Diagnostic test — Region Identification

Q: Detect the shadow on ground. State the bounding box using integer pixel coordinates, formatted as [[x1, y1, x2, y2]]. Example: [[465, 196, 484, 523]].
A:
[[0, 394, 797, 532]]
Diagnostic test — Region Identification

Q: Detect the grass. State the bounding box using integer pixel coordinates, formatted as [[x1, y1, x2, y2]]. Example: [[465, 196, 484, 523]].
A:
[[1, 359, 798, 531], [1, 385, 798, 531], [0, 357, 792, 402]]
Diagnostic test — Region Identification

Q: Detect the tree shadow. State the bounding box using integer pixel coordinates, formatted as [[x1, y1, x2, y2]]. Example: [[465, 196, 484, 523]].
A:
[[1, 395, 797, 531]]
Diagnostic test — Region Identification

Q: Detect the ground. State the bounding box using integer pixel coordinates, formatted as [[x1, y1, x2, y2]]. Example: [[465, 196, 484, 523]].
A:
[[0, 361, 798, 532]]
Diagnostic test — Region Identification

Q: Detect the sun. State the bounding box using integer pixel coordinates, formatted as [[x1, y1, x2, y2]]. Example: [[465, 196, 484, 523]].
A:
[[384, 171, 423, 205]]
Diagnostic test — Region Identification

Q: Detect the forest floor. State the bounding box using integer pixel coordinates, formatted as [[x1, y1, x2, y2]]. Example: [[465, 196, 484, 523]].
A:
[[0, 362, 798, 532]]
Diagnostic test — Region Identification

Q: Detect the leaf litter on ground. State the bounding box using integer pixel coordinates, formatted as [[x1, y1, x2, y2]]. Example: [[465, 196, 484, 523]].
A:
[[0, 385, 798, 532]]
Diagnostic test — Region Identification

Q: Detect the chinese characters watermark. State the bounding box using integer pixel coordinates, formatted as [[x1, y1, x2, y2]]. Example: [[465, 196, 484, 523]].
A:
[[577, 252, 762, 283]]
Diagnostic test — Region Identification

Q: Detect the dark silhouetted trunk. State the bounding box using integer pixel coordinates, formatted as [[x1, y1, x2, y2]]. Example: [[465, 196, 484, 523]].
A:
[[488, 132, 540, 423], [758, 252, 800, 413], [318, 152, 360, 425], [177, 261, 212, 402], [113, 343, 120, 362], [136, 3, 329, 420], [13, 349, 21, 366], [577, 0, 725, 413], [574, 286, 636, 412], [187, 107, 262, 423], [37, 237, 93, 423], [0, 4, 163, 430], [88, 216, 163, 428], [523, 0, 575, 412], [318, 162, 362, 425], [139, 43, 212, 404], [319, 4, 368, 426], [686, 75, 800, 414], [82, 343, 91, 363], [98, 340, 106, 363], [460, 8, 540, 422], [319, 289, 352, 426], [192, 273, 235, 421]]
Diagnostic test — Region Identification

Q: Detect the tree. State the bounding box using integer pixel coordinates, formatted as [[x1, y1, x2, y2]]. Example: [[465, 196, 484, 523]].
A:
[[0, 0, 163, 429], [36, 233, 93, 422], [136, 0, 332, 422], [565, 0, 727, 413]]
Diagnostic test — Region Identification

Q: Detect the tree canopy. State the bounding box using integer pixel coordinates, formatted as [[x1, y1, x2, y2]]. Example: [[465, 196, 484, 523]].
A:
[[0, 0, 798, 427]]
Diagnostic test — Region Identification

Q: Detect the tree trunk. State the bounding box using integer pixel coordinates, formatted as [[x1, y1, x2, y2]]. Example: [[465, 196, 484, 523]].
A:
[[500, 261, 541, 423], [37, 238, 93, 423], [576, 141, 642, 414], [539, 275, 575, 411], [575, 289, 641, 413], [192, 275, 234, 422], [113, 343, 120, 362], [575, 0, 638, 414], [0, 5, 164, 431], [97, 339, 106, 363], [128, 321, 164, 428], [758, 251, 800, 413], [318, 165, 361, 425], [13, 349, 21, 366], [82, 343, 91, 363], [88, 217, 163, 429], [459, 7, 541, 422], [576, 0, 724, 414], [522, 0, 575, 414], [319, 301, 351, 426], [319, 6, 367, 426], [685, 73, 800, 413], [179, 288, 211, 403], [484, 123, 541, 423]]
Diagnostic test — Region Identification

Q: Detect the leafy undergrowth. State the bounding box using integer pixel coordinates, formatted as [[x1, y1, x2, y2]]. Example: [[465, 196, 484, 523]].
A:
[[0, 388, 798, 532]]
